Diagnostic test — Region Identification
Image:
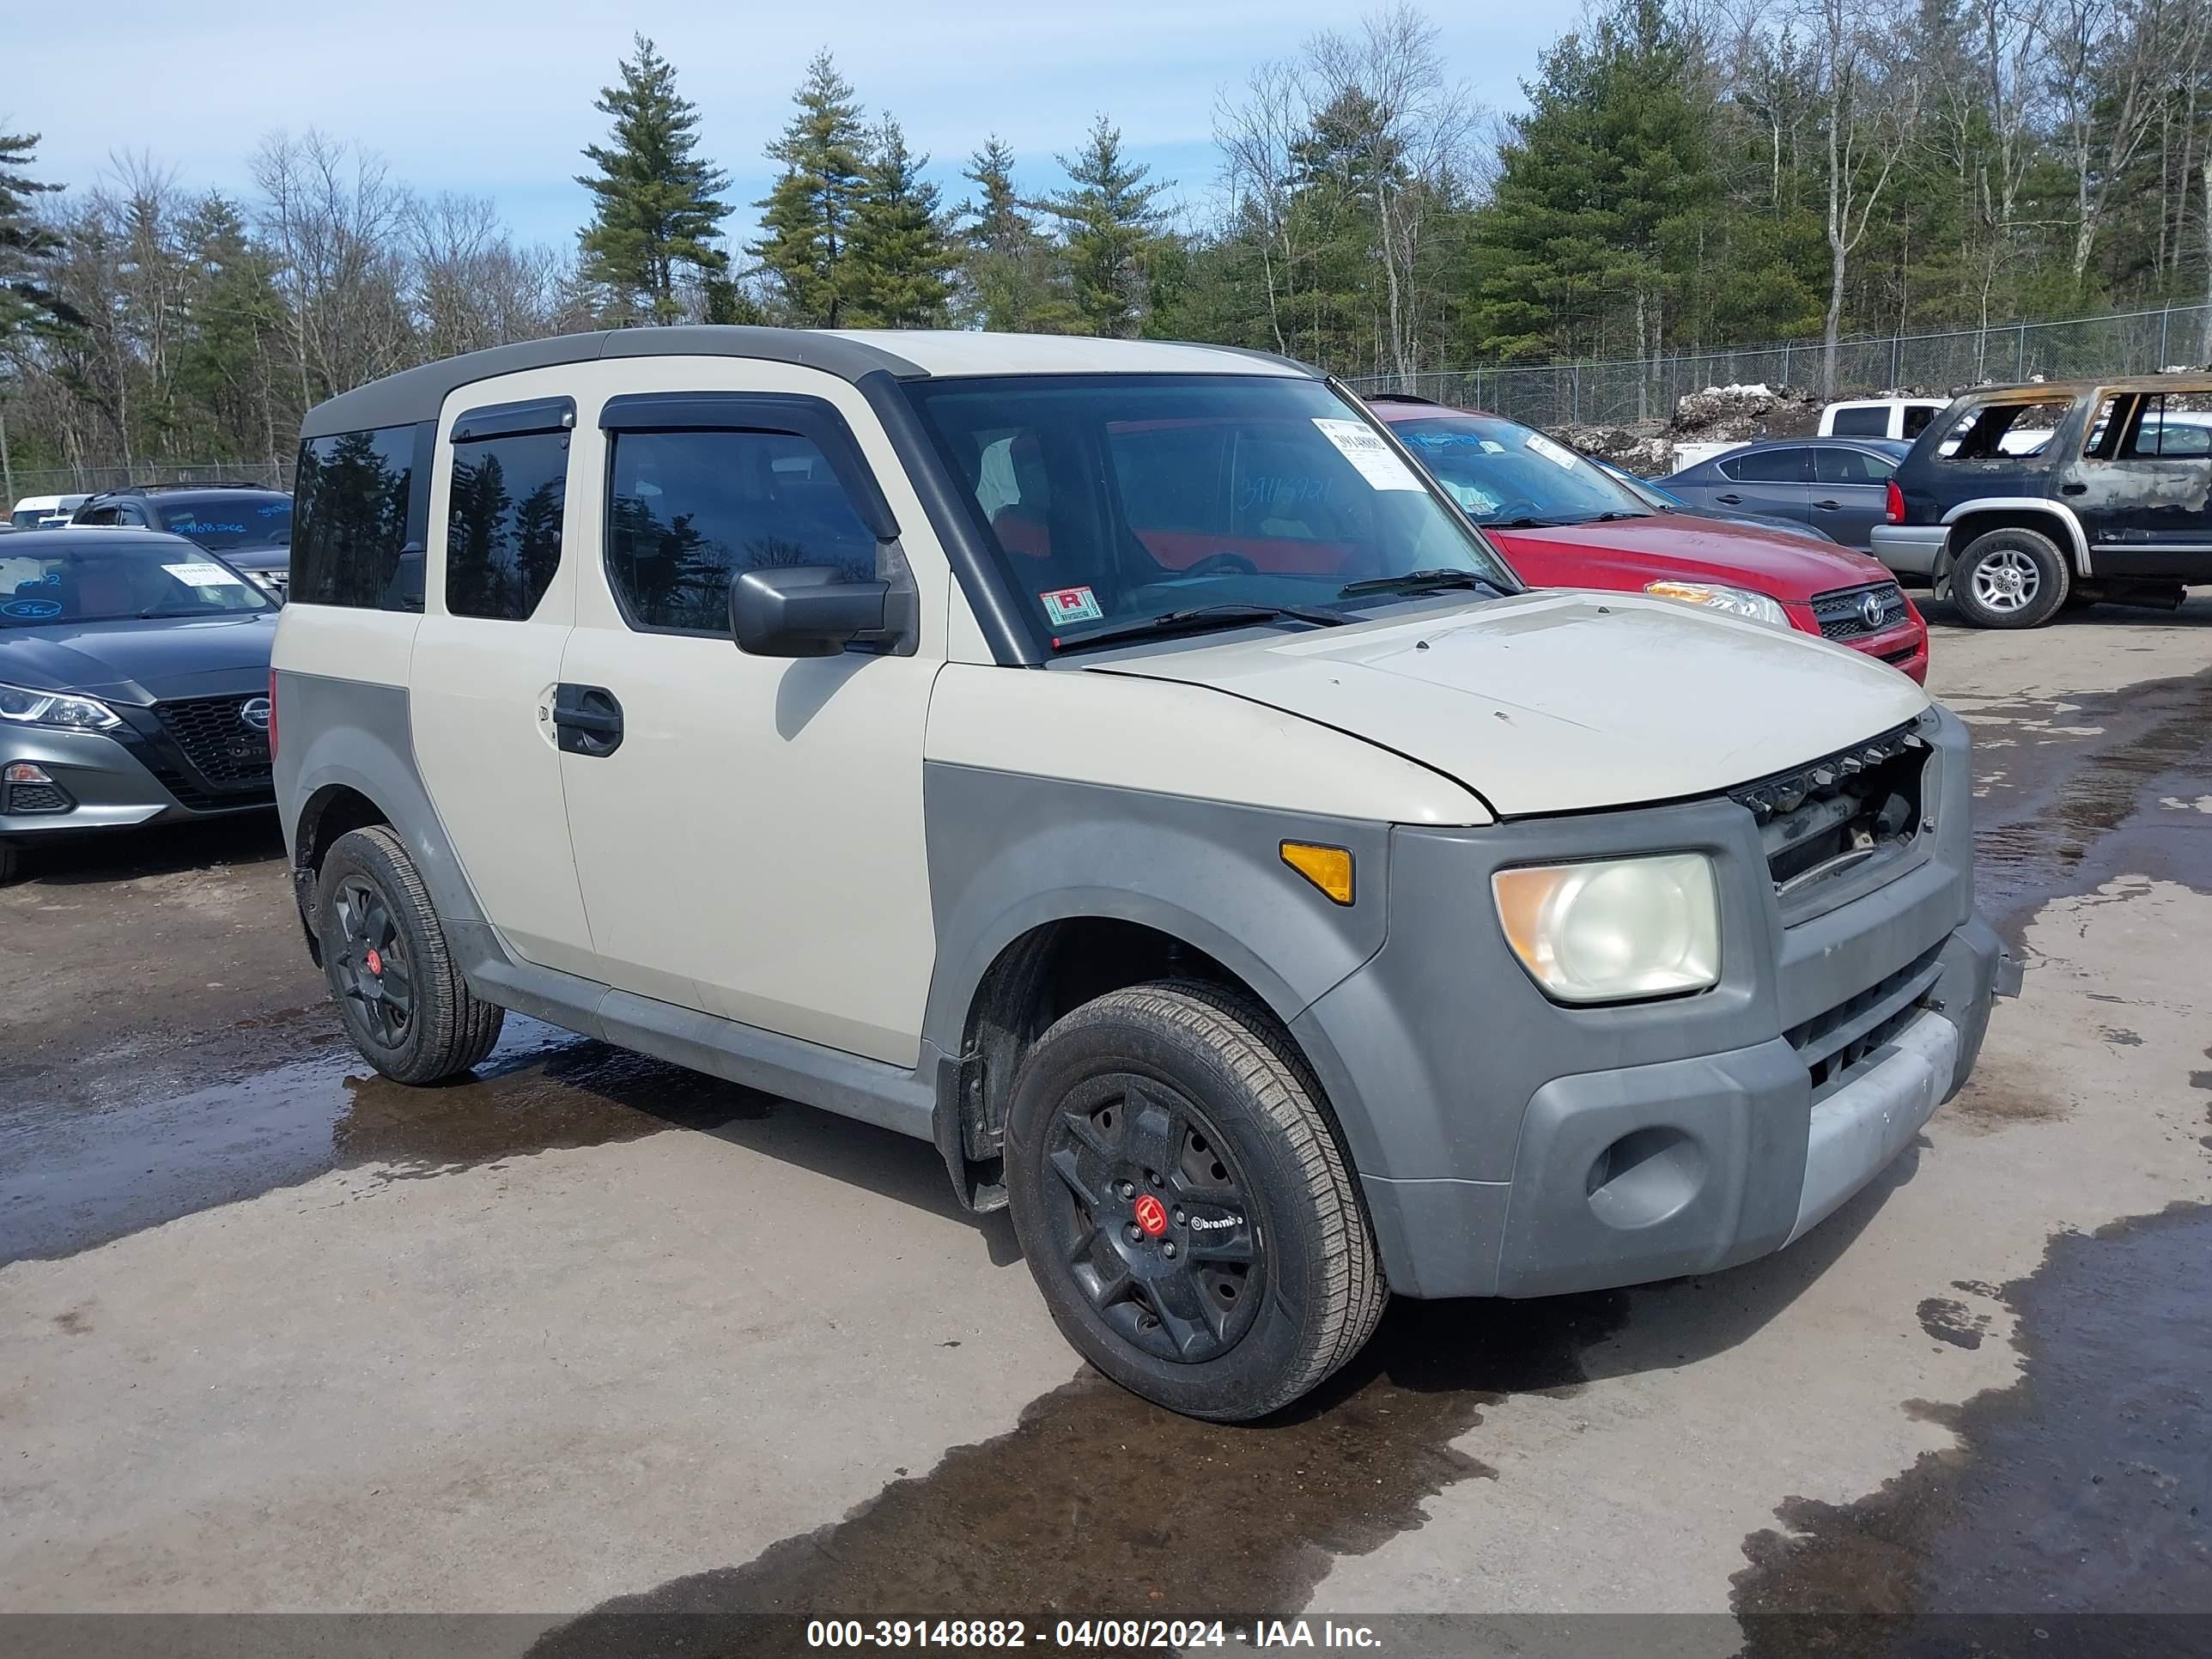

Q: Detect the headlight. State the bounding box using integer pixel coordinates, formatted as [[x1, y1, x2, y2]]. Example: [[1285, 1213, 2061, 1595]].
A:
[[0, 681, 123, 731], [1644, 580, 1790, 630], [1492, 854, 1721, 1004]]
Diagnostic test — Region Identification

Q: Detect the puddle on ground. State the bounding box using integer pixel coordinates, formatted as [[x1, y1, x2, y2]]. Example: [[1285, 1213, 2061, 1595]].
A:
[[1733, 1203, 2212, 1654], [527, 1293, 1628, 1656], [1964, 671, 2212, 947], [0, 1016, 775, 1264]]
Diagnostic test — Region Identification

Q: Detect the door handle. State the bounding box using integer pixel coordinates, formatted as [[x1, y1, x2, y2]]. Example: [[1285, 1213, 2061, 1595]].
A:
[[552, 684, 624, 757], [1716, 493, 1743, 505], [2059, 483, 2087, 495], [1814, 499, 1843, 510]]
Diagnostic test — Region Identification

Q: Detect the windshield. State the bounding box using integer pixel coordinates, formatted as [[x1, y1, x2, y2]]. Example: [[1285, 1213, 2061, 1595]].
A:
[[0, 539, 270, 624], [904, 374, 1517, 650], [155, 496, 292, 550], [1389, 414, 1654, 526]]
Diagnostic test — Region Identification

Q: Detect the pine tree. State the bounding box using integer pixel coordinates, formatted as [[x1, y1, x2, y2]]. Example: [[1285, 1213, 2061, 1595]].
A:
[[1468, 0, 1723, 374], [750, 51, 869, 327], [955, 137, 1077, 331], [844, 118, 957, 328], [1042, 118, 1170, 337], [576, 34, 732, 325], [0, 131, 78, 344]]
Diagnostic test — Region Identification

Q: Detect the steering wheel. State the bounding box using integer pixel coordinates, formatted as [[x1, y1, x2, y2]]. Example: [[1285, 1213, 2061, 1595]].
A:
[[1177, 551, 1260, 579], [1480, 497, 1547, 524]]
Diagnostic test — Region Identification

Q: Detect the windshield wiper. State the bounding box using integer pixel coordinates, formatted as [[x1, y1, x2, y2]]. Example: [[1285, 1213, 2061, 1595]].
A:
[[1338, 568, 1506, 599], [1053, 603, 1346, 652]]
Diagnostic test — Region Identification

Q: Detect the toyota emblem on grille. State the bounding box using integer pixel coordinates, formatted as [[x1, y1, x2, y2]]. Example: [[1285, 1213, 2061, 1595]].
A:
[[239, 696, 272, 732], [1857, 592, 1887, 629]]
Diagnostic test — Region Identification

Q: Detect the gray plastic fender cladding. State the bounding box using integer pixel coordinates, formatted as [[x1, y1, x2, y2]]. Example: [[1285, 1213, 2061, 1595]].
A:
[[276, 672, 486, 938]]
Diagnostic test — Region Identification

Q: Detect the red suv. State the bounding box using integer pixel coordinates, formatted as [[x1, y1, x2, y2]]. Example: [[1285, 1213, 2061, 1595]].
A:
[[1368, 398, 1929, 683]]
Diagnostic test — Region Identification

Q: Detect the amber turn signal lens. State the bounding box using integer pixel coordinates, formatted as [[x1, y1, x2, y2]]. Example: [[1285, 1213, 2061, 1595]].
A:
[[1281, 841, 1354, 905]]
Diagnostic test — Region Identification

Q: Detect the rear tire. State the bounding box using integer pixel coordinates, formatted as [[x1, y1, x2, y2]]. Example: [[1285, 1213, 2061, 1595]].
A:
[[1950, 526, 2070, 629], [315, 825, 503, 1084], [1005, 980, 1386, 1421]]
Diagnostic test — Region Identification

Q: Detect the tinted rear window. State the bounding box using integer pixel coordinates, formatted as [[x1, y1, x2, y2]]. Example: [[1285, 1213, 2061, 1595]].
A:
[[290, 425, 427, 609], [155, 497, 292, 550], [446, 429, 568, 621], [1814, 447, 1896, 484], [1828, 406, 1888, 437], [1723, 447, 1807, 483]]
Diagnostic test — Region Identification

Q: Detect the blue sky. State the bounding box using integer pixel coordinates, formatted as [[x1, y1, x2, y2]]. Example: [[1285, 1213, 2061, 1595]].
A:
[[12, 1, 1571, 253]]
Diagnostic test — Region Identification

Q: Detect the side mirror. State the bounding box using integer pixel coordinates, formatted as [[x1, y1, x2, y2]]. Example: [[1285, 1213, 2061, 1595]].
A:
[[731, 565, 892, 658]]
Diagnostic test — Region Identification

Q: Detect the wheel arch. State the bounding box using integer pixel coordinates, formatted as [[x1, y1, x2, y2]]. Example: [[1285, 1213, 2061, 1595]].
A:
[[1940, 498, 2091, 579], [276, 675, 489, 961], [927, 893, 1372, 1214]]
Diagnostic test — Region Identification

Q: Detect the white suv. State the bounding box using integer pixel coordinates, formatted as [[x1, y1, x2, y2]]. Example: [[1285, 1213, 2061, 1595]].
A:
[[271, 328, 2014, 1420]]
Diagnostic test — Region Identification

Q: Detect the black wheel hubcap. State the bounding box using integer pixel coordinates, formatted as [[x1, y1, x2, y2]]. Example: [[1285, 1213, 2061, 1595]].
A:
[[331, 876, 414, 1048], [1043, 1074, 1263, 1364]]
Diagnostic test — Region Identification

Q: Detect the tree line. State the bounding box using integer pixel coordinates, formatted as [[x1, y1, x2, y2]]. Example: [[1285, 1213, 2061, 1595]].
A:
[[3, 0, 2209, 478]]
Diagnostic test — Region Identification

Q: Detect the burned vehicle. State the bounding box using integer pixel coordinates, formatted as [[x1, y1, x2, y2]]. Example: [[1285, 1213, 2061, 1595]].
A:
[[1870, 377, 2212, 629]]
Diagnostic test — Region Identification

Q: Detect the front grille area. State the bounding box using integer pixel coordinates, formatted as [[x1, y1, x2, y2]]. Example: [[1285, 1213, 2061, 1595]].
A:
[[154, 695, 272, 790], [1729, 719, 1932, 899], [1811, 580, 1909, 640], [1788, 942, 1946, 1097]]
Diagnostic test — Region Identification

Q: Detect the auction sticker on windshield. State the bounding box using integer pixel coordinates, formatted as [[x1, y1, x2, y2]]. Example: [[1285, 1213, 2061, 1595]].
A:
[[162, 562, 240, 588], [1525, 431, 1580, 470], [1312, 418, 1424, 490], [1041, 585, 1104, 626]]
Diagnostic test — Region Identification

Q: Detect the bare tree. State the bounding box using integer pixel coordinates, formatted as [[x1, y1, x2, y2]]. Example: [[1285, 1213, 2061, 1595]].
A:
[[1936, 0, 2051, 335], [250, 131, 413, 407], [1214, 60, 1313, 357], [1305, 3, 1483, 386], [406, 191, 564, 358], [1803, 0, 1922, 399], [2042, 0, 2165, 289]]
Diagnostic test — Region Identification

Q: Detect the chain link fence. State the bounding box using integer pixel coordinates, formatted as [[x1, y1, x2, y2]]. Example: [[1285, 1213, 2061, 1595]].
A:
[[3, 459, 290, 507], [1345, 302, 2212, 430]]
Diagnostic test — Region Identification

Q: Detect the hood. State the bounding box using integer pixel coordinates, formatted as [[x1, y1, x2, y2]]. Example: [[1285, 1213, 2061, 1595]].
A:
[[1487, 514, 1892, 604], [0, 611, 276, 704], [1091, 592, 1929, 817]]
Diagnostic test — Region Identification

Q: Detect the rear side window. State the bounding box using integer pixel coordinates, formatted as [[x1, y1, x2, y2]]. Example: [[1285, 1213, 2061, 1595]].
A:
[[1935, 397, 2070, 461], [1827, 406, 1887, 437], [2119, 394, 2212, 459], [605, 428, 878, 634], [1900, 405, 1937, 439], [291, 424, 426, 609], [1722, 447, 1807, 483], [1814, 448, 1895, 484], [445, 427, 569, 621]]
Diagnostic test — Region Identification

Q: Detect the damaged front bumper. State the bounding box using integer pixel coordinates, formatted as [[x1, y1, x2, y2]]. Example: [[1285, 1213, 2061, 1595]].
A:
[[1290, 703, 2020, 1301]]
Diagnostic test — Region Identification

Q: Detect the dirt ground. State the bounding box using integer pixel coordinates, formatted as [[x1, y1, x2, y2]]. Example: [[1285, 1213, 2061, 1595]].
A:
[[2, 596, 2208, 1653]]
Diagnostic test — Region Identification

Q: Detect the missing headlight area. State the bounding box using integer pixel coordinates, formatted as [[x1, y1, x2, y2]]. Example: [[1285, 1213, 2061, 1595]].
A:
[[1730, 719, 1931, 901]]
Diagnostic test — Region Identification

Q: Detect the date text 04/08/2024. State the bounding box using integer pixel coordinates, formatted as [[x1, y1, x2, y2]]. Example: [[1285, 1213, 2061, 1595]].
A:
[[803, 1619, 1384, 1649]]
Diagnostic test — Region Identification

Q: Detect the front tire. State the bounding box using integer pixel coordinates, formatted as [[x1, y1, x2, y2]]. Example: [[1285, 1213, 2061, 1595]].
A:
[[315, 825, 503, 1084], [0, 842, 19, 885], [1006, 981, 1386, 1420], [1950, 526, 2070, 629]]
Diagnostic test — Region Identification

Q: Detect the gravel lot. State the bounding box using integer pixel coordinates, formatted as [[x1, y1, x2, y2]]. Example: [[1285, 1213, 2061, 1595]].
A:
[[3, 599, 2208, 1651]]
